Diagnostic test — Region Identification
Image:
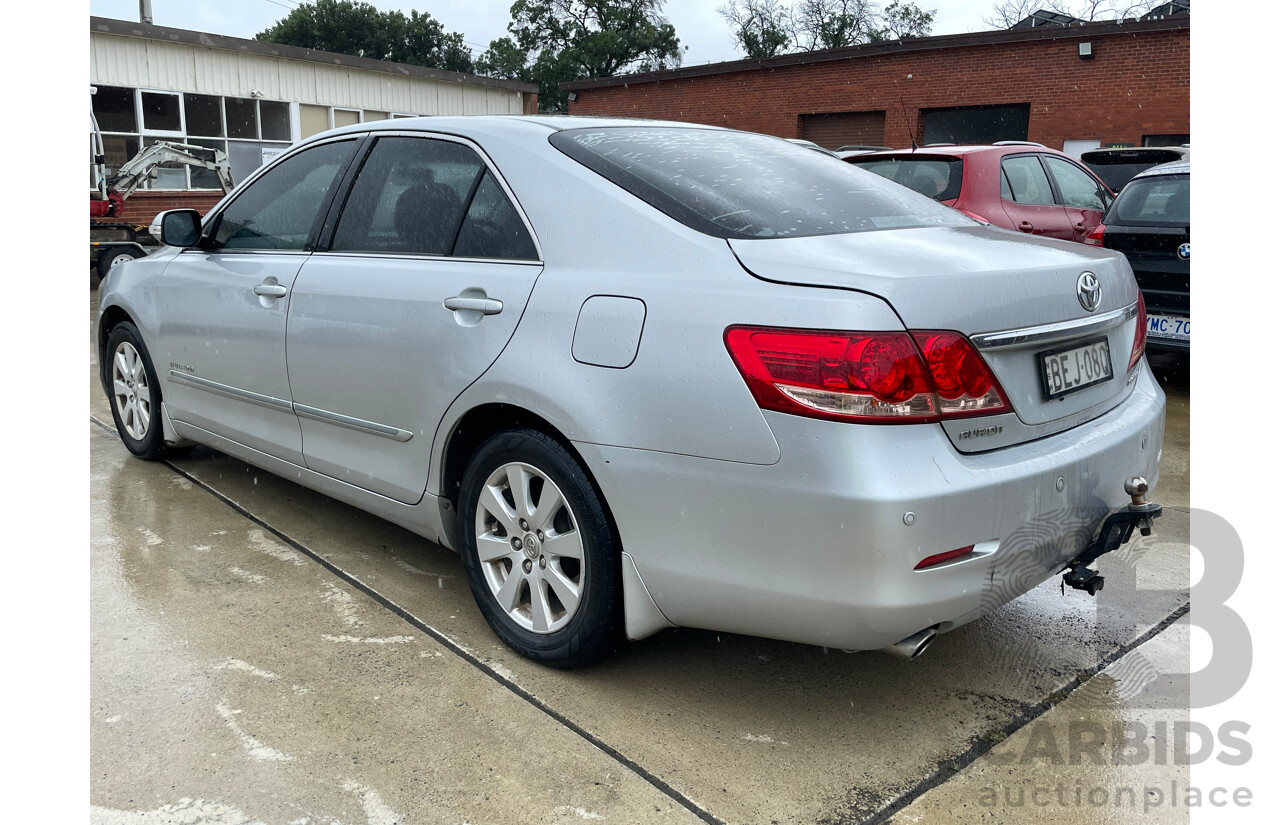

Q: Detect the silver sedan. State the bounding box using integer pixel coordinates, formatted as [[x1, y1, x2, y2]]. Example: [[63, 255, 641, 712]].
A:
[[96, 117, 1165, 667]]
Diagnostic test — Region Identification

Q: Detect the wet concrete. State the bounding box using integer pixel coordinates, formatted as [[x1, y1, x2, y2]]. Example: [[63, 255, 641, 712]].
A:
[[890, 619, 1191, 824], [90, 290, 1193, 824]]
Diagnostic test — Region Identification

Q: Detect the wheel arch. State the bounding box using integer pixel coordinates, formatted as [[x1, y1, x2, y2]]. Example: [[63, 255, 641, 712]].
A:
[[96, 304, 138, 394], [437, 402, 672, 643]]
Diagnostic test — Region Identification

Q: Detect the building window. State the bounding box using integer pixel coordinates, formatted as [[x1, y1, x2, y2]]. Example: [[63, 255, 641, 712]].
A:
[[1143, 134, 1190, 146], [91, 86, 293, 191], [921, 104, 1031, 145]]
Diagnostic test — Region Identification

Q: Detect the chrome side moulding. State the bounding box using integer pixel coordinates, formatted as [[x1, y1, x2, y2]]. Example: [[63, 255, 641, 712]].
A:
[[168, 371, 293, 412], [170, 371, 412, 442], [294, 403, 414, 442], [971, 302, 1139, 351]]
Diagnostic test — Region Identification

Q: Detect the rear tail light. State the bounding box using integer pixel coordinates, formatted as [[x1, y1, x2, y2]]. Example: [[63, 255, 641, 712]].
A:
[[1083, 223, 1106, 246], [724, 326, 1010, 424], [915, 545, 976, 570], [1128, 292, 1147, 370]]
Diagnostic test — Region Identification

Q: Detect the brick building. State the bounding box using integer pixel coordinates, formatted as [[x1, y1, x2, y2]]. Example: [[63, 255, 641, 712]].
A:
[[562, 15, 1189, 157]]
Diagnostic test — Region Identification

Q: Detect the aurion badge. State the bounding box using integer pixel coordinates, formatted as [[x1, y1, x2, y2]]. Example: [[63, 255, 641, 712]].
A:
[[1076, 271, 1101, 313]]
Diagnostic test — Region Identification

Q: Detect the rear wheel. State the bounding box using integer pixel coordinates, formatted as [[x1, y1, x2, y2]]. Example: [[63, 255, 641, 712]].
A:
[[106, 322, 164, 460], [458, 430, 620, 667]]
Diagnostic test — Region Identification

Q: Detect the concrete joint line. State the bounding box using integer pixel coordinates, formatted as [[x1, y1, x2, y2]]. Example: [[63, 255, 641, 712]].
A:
[[89, 414, 725, 825]]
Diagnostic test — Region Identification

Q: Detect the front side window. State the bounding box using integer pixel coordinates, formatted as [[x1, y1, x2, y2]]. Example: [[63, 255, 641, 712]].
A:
[[331, 136, 536, 260], [211, 140, 355, 250], [1001, 156, 1055, 206], [552, 127, 968, 239], [1043, 156, 1108, 210]]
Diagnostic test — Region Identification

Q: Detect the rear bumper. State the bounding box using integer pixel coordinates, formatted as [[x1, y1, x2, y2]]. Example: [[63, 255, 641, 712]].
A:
[[576, 362, 1166, 651]]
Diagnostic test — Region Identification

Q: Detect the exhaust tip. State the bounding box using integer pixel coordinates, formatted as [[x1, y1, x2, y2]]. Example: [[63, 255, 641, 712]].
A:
[[881, 626, 939, 661]]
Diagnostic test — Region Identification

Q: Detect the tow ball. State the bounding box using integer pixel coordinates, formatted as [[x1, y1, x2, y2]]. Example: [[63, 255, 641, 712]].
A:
[[1062, 477, 1162, 596]]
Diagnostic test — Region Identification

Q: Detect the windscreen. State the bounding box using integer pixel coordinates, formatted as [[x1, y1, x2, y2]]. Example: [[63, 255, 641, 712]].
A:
[[550, 127, 970, 240], [1082, 150, 1182, 191], [848, 156, 965, 201], [1106, 174, 1189, 227]]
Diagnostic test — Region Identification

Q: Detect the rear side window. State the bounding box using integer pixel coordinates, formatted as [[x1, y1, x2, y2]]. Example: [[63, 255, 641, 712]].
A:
[[331, 136, 536, 260], [1106, 174, 1189, 227], [211, 139, 355, 250], [1043, 156, 1109, 211], [551, 127, 968, 239], [848, 157, 964, 201], [1000, 156, 1055, 206]]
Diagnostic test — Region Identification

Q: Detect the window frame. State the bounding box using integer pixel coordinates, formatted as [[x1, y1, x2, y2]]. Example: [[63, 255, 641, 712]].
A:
[[1041, 154, 1113, 211], [313, 130, 543, 264], [998, 152, 1060, 207], [191, 133, 367, 256]]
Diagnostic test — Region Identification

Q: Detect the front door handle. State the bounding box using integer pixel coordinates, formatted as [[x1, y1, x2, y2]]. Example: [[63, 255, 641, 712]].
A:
[[1017, 221, 1035, 233], [254, 283, 288, 298], [444, 296, 503, 315]]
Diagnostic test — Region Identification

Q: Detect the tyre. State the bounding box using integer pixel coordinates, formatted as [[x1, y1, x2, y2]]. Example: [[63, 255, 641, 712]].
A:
[[105, 322, 165, 460], [458, 430, 620, 667], [97, 247, 141, 280]]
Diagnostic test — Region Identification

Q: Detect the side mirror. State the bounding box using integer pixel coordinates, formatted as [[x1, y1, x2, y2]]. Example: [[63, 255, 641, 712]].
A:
[[151, 209, 202, 248]]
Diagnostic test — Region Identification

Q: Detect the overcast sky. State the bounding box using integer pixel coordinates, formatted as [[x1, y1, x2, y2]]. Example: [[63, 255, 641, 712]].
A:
[[88, 0, 1003, 67]]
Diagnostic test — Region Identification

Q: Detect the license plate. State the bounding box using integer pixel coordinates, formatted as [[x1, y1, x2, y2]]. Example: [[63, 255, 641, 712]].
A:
[[1147, 313, 1190, 341], [1038, 337, 1114, 399]]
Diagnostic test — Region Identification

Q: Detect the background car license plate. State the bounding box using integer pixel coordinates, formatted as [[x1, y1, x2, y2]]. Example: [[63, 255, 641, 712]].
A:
[[1148, 313, 1190, 341], [1038, 337, 1113, 399]]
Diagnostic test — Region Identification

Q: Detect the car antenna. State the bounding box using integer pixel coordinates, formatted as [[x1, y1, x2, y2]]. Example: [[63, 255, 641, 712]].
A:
[[900, 96, 918, 151]]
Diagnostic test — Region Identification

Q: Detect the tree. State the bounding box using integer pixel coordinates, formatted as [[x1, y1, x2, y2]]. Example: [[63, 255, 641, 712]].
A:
[[793, 0, 877, 51], [257, 0, 475, 74], [982, 0, 1168, 29], [483, 0, 683, 111], [871, 0, 935, 40], [719, 0, 935, 57], [717, 0, 793, 58]]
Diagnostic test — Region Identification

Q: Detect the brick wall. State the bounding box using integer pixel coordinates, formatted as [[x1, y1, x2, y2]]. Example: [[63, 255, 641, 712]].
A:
[[98, 191, 226, 229], [567, 28, 1189, 151]]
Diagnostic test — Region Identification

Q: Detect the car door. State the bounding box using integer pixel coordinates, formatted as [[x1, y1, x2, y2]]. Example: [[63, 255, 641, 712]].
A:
[[156, 137, 360, 465], [285, 133, 543, 504], [997, 154, 1074, 240], [1042, 154, 1113, 243]]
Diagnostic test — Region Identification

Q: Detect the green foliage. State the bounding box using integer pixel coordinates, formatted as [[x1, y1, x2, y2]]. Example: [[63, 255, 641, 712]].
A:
[[484, 0, 682, 111], [256, 0, 475, 74], [719, 0, 935, 56]]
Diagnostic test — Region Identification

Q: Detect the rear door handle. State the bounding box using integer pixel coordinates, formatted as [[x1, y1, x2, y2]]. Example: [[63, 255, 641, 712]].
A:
[[254, 283, 288, 298], [444, 296, 503, 315], [1017, 221, 1035, 233], [1074, 222, 1088, 234]]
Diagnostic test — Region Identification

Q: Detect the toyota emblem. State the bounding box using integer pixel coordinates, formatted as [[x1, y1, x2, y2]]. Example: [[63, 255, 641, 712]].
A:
[[1077, 271, 1102, 313]]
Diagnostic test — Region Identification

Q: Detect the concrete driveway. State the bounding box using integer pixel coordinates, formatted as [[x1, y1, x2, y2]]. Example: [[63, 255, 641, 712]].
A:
[[90, 290, 1191, 825]]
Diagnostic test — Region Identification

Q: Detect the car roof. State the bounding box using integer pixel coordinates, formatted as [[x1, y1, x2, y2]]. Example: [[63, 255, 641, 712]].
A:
[[1132, 159, 1190, 178], [315, 114, 730, 139], [847, 144, 1060, 159]]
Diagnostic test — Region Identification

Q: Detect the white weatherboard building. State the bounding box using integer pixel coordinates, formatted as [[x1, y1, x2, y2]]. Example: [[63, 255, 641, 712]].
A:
[[90, 16, 538, 196]]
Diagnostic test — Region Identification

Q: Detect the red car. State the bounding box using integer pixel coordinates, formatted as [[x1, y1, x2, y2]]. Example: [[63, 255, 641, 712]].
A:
[[846, 143, 1115, 243]]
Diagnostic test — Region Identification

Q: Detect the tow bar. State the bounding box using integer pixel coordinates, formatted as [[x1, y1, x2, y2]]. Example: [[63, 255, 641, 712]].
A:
[[1062, 477, 1162, 596]]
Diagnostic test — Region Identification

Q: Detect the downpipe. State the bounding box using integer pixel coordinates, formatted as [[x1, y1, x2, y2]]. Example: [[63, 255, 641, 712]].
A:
[[880, 625, 939, 661]]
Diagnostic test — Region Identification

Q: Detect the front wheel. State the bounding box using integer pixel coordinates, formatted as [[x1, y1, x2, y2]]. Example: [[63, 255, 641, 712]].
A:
[[105, 322, 165, 460], [458, 430, 620, 667], [97, 246, 141, 280]]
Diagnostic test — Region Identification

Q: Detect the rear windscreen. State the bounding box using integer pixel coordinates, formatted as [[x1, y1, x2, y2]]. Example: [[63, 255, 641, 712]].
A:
[[1082, 150, 1182, 191], [550, 127, 969, 240], [1106, 174, 1189, 227], [847, 156, 964, 201]]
